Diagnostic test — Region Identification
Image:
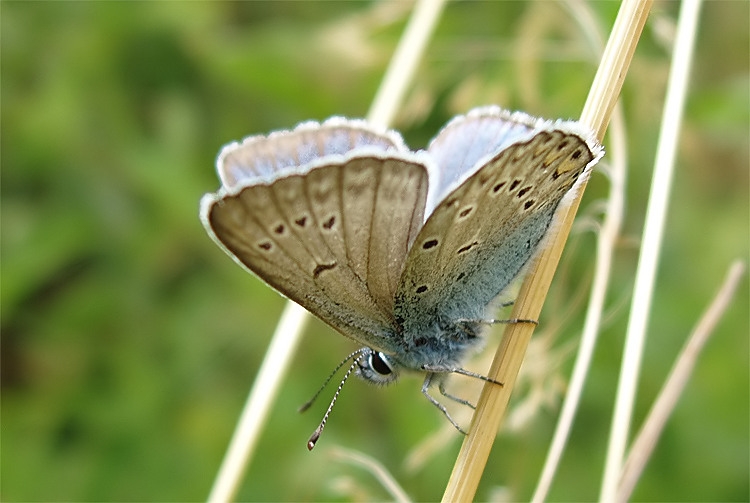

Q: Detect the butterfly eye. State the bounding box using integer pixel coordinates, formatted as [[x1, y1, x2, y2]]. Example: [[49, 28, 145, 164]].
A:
[[369, 352, 393, 376], [355, 350, 399, 385]]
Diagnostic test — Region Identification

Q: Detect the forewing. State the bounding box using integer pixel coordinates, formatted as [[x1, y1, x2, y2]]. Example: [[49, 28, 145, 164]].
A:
[[394, 127, 603, 339], [202, 155, 429, 353]]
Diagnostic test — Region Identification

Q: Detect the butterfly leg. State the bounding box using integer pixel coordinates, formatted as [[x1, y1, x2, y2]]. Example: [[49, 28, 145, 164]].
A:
[[422, 364, 504, 387], [485, 317, 538, 325], [457, 317, 539, 327], [438, 380, 476, 409], [421, 373, 467, 435]]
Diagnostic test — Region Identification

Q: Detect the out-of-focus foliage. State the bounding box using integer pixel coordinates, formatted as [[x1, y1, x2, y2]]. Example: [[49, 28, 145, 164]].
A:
[[2, 1, 747, 501]]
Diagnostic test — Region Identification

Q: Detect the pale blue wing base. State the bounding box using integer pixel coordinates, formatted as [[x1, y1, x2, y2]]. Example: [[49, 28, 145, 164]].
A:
[[424, 106, 537, 214]]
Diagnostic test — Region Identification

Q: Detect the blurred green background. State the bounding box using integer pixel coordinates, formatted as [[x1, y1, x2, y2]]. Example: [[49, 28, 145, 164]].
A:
[[2, 1, 748, 501]]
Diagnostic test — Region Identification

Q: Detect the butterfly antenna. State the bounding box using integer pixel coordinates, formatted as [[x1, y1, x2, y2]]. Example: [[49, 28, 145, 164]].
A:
[[298, 349, 365, 413], [307, 354, 362, 451]]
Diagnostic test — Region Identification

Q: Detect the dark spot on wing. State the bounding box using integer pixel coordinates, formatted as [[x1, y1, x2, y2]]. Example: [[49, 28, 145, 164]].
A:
[[456, 272, 465, 281], [509, 179, 521, 191], [313, 262, 337, 278], [492, 181, 506, 193], [524, 200, 535, 210], [322, 216, 336, 229], [295, 216, 307, 227], [259, 242, 272, 251], [572, 149, 582, 159], [457, 241, 479, 254], [416, 285, 428, 293], [557, 140, 569, 150], [422, 239, 438, 250], [274, 224, 285, 234], [458, 207, 473, 218], [517, 186, 532, 198]]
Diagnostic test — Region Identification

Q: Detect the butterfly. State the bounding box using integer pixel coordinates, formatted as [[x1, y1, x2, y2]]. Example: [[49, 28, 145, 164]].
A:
[[200, 106, 603, 448]]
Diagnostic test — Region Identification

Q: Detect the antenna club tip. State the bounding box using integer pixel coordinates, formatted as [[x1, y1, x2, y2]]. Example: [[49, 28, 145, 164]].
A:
[[307, 431, 321, 451]]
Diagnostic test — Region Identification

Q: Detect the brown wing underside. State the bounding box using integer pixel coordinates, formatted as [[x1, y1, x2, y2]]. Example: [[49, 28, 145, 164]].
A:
[[206, 156, 429, 352], [394, 130, 596, 337]]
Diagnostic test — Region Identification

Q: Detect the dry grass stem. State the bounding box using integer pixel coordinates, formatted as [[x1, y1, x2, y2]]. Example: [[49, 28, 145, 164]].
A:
[[208, 304, 309, 503], [531, 2, 629, 499], [600, 0, 703, 498], [329, 446, 412, 503], [617, 260, 746, 502], [367, 0, 446, 128], [443, 1, 653, 501]]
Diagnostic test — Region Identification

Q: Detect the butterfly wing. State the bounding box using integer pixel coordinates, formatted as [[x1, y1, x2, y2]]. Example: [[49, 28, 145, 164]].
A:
[[394, 115, 603, 341], [201, 121, 430, 352]]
